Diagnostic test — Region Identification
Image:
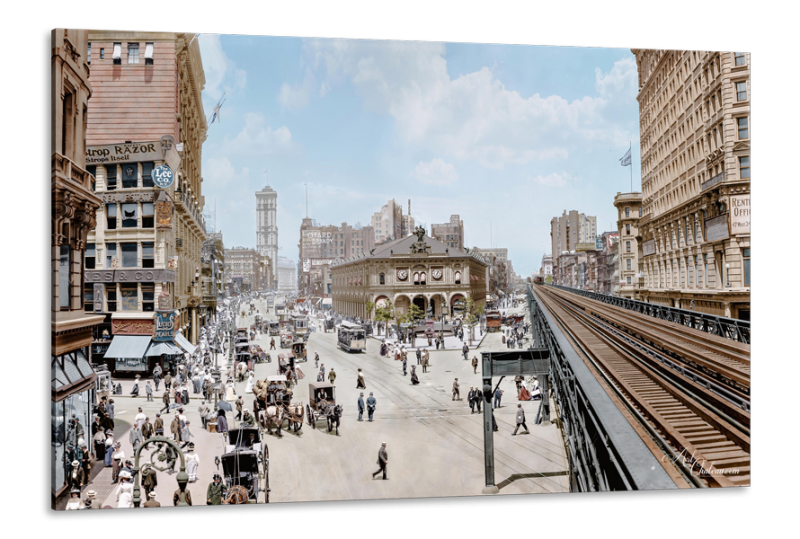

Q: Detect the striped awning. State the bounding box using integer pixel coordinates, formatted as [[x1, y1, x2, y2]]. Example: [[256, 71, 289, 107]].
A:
[[146, 341, 182, 356], [174, 332, 197, 355], [103, 336, 152, 359]]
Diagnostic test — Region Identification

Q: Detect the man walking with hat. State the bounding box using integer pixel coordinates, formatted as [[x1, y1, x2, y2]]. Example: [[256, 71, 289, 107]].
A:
[[512, 403, 529, 435], [207, 474, 227, 505], [372, 442, 388, 480], [143, 492, 161, 507], [84, 490, 102, 509]]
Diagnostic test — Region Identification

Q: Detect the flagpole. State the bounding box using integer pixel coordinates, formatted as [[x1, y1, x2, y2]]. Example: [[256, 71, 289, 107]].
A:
[[629, 141, 633, 193]]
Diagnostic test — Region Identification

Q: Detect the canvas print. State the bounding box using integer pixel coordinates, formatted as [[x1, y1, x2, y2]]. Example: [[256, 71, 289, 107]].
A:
[[51, 29, 751, 510]]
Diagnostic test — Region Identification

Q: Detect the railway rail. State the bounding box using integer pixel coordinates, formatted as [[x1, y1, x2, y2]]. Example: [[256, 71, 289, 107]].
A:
[[532, 284, 750, 488]]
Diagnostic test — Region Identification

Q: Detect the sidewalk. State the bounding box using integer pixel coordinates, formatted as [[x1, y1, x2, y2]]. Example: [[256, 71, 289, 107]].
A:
[[369, 331, 488, 352]]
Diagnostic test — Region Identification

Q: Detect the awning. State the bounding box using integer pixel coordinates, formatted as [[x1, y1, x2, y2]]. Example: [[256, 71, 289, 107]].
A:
[[146, 341, 182, 356], [174, 332, 197, 355], [52, 348, 97, 400], [103, 336, 152, 359]]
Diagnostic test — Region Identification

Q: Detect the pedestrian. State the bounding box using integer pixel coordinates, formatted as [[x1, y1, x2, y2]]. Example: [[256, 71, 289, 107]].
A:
[[402, 355, 407, 376], [106, 399, 115, 420], [410, 365, 420, 385], [141, 465, 158, 498], [185, 443, 199, 482], [181, 421, 193, 448], [472, 356, 479, 374], [80, 444, 92, 479], [463, 343, 469, 361], [356, 368, 366, 389], [160, 390, 171, 414], [422, 351, 429, 373], [68, 460, 86, 490], [143, 380, 154, 402], [493, 388, 504, 409], [416, 348, 422, 365], [207, 473, 227, 505], [171, 412, 182, 442], [358, 392, 365, 421], [181, 382, 190, 404], [93, 427, 105, 462], [65, 488, 83, 510], [512, 403, 529, 435], [116, 471, 134, 508], [435, 337, 440, 350], [270, 338, 276, 350], [111, 442, 124, 483], [452, 378, 460, 401], [129, 423, 143, 455], [143, 491, 161, 507], [235, 395, 244, 421], [163, 372, 172, 392], [153, 364, 162, 392], [328, 368, 337, 385], [514, 375, 523, 395], [131, 375, 140, 397], [372, 442, 388, 480], [366, 392, 377, 421], [85, 489, 102, 510], [315, 352, 319, 369], [468, 387, 475, 413], [198, 401, 210, 429], [474, 387, 483, 412], [134, 407, 146, 430], [154, 413, 164, 436], [216, 409, 229, 434]]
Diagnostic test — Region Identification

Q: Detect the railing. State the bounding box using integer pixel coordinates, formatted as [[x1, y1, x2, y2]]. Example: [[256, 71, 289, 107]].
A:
[[176, 189, 207, 234], [52, 153, 95, 192], [701, 171, 726, 192], [546, 283, 750, 344], [526, 285, 676, 492]]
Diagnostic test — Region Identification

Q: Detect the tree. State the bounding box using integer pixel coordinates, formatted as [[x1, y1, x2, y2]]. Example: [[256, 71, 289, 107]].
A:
[[374, 300, 395, 336], [365, 300, 376, 321], [400, 303, 425, 325]]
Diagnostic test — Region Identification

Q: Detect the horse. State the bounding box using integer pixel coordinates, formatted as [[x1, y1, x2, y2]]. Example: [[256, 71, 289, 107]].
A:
[[260, 405, 284, 437], [325, 404, 343, 435], [283, 403, 304, 433], [225, 485, 249, 505]]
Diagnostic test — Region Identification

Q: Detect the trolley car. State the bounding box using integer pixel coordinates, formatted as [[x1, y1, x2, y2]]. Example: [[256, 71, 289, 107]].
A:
[[337, 320, 366, 353]]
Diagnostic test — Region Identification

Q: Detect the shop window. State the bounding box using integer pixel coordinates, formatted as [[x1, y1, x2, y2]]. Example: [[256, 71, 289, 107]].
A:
[[142, 283, 155, 312], [51, 400, 65, 492], [106, 242, 116, 268], [121, 242, 137, 267], [127, 43, 139, 64], [120, 283, 138, 311], [84, 283, 94, 312], [85, 243, 96, 269], [121, 203, 138, 228], [142, 162, 154, 188], [743, 248, 751, 286], [145, 42, 154, 65], [59, 244, 70, 308], [142, 203, 154, 228], [106, 165, 117, 190], [142, 242, 154, 268], [106, 285, 117, 312]]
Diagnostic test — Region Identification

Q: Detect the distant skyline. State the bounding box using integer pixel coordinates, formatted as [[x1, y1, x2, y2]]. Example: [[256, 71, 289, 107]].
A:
[[198, 35, 641, 276]]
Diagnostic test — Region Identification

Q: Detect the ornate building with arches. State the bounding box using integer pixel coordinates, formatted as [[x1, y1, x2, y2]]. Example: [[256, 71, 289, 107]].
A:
[[330, 229, 488, 319]]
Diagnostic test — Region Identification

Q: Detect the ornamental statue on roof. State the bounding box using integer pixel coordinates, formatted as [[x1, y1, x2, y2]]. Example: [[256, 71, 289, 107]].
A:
[[410, 225, 431, 254]]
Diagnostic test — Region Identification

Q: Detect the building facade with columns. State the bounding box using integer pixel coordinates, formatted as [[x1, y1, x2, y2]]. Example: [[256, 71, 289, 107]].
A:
[[330, 232, 488, 319], [632, 49, 750, 319], [614, 192, 643, 299], [52, 28, 106, 505], [83, 31, 208, 372]]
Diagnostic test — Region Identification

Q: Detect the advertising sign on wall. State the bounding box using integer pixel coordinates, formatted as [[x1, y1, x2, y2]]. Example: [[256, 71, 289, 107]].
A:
[[730, 194, 750, 235], [705, 215, 730, 243], [154, 312, 178, 341], [642, 239, 656, 257]]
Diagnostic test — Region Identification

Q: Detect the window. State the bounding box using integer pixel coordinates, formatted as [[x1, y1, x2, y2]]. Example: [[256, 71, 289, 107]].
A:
[[145, 42, 154, 65], [694, 218, 699, 243], [122, 164, 137, 188], [638, 206, 642, 217], [103, 285, 116, 312], [686, 220, 691, 245], [106, 165, 117, 190], [626, 241, 631, 253], [737, 117, 749, 140], [625, 207, 630, 217], [627, 259, 632, 271], [694, 255, 699, 287], [142, 203, 154, 228], [739, 156, 750, 179], [142, 242, 154, 268], [736, 81, 748, 101], [83, 242, 96, 270], [627, 276, 631, 285], [87, 43, 91, 64], [142, 283, 155, 312], [735, 52, 746, 66], [121, 203, 138, 228], [420, 272, 427, 285], [703, 254, 709, 287], [100, 48, 105, 60], [121, 242, 138, 267], [743, 248, 751, 286], [626, 224, 631, 235], [87, 165, 97, 191], [379, 273, 385, 285], [127, 43, 139, 64], [106, 242, 117, 268], [84, 284, 94, 312], [59, 244, 70, 308], [106, 204, 117, 229], [112, 42, 121, 64], [413, 272, 419, 285], [120, 283, 138, 311], [141, 162, 154, 188], [455, 271, 461, 284]]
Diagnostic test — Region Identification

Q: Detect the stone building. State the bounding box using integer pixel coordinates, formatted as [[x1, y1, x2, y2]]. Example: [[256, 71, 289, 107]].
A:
[[277, 256, 297, 292], [550, 210, 597, 282], [83, 31, 208, 373], [51, 28, 105, 505], [256, 185, 278, 287], [225, 247, 268, 292], [201, 232, 225, 316], [431, 214, 465, 251], [614, 192, 643, 299], [330, 232, 488, 319], [371, 199, 404, 244], [632, 49, 751, 319]]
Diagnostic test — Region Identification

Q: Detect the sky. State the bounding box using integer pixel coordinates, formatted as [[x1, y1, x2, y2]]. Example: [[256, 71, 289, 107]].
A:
[[197, 34, 641, 276]]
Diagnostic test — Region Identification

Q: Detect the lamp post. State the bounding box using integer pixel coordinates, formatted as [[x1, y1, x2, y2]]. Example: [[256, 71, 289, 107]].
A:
[[133, 437, 188, 507], [725, 263, 731, 288]]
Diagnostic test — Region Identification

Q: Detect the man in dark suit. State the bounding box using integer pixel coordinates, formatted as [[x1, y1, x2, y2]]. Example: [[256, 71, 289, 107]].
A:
[[143, 491, 161, 507], [357, 393, 365, 421], [512, 404, 529, 435], [372, 442, 388, 480], [468, 387, 476, 413]]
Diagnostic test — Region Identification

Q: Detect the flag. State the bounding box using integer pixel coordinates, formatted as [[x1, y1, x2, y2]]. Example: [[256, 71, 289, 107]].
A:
[[619, 147, 632, 167]]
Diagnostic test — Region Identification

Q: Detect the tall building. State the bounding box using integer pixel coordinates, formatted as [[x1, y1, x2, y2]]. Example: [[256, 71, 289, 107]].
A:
[[401, 199, 415, 238], [371, 199, 404, 244], [84, 31, 208, 373], [225, 247, 267, 292], [51, 29, 106, 506], [431, 214, 465, 250], [550, 210, 597, 286], [632, 49, 750, 319], [201, 232, 225, 311], [614, 192, 643, 299], [256, 185, 278, 287], [277, 256, 297, 292], [539, 254, 553, 277]]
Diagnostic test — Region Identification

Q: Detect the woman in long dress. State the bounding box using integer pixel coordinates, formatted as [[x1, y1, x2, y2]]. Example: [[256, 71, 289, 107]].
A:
[[410, 366, 420, 385], [130, 376, 140, 397], [216, 409, 229, 434], [116, 472, 134, 508], [225, 380, 236, 402], [245, 371, 255, 394], [185, 445, 199, 482]]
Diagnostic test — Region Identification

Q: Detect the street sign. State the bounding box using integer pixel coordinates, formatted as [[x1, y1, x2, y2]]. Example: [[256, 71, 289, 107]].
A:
[[153, 164, 175, 189]]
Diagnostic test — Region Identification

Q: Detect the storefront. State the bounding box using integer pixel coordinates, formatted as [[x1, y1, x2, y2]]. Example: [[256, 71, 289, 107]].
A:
[[52, 347, 96, 498], [102, 335, 152, 374]]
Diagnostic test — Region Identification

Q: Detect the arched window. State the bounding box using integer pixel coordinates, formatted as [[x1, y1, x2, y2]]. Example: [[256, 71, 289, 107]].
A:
[[420, 272, 427, 285], [379, 273, 385, 285], [454, 271, 461, 285], [413, 272, 419, 285]]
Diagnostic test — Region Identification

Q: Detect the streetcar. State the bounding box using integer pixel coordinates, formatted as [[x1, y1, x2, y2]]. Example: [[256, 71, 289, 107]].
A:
[[290, 314, 307, 337], [337, 320, 366, 353]]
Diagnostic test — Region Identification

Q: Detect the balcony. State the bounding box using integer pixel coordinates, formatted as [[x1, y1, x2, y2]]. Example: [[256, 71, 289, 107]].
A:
[[52, 153, 96, 195], [701, 171, 725, 192], [175, 188, 207, 235]]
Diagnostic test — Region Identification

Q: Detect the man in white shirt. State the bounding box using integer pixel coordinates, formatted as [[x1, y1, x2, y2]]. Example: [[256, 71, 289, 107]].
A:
[[134, 407, 146, 430]]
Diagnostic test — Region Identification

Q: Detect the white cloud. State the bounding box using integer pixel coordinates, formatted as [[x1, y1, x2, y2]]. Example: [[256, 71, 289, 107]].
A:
[[412, 158, 459, 185], [302, 40, 635, 170], [220, 112, 298, 157], [279, 69, 317, 110], [199, 34, 247, 102], [530, 172, 574, 187], [204, 156, 236, 185]]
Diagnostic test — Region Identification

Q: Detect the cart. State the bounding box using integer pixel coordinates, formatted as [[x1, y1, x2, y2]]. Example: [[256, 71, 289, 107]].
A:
[[306, 382, 337, 429], [291, 340, 307, 362]]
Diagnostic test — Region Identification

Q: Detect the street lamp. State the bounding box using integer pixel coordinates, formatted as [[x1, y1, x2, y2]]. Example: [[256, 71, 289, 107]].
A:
[[133, 437, 188, 507], [725, 263, 731, 288]]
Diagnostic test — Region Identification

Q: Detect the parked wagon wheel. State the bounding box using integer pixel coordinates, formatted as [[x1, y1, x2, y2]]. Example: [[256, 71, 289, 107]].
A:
[[306, 404, 313, 427], [225, 485, 250, 505]]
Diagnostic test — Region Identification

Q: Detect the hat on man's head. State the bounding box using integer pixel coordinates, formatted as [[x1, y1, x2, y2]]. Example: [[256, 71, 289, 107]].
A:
[[72, 460, 80, 467], [87, 490, 97, 498], [149, 492, 158, 498]]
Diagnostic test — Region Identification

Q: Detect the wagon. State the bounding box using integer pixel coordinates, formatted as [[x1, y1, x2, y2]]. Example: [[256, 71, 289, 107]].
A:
[[291, 340, 307, 362], [279, 333, 293, 349], [215, 426, 269, 503], [306, 382, 336, 427]]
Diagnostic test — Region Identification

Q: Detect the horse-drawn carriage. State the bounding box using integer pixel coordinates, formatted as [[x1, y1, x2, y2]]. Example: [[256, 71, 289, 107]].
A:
[[306, 382, 343, 434], [215, 426, 269, 504], [291, 340, 307, 362], [268, 322, 280, 336], [279, 332, 293, 349], [252, 375, 304, 437]]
